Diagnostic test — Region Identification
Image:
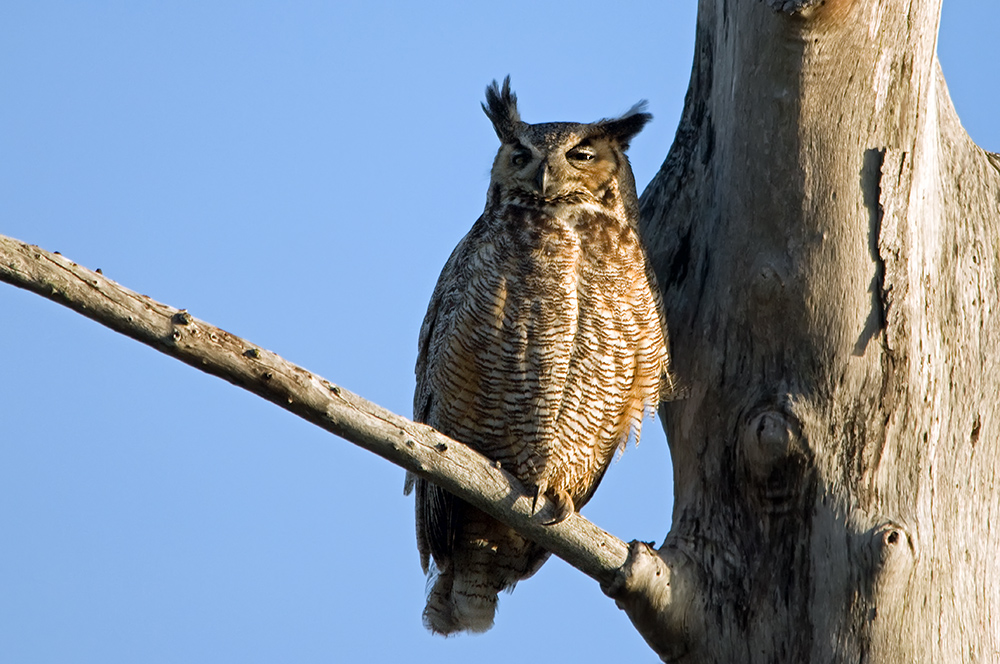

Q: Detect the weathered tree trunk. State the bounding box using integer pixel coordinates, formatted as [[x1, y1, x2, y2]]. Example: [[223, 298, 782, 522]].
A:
[[613, 0, 1000, 660]]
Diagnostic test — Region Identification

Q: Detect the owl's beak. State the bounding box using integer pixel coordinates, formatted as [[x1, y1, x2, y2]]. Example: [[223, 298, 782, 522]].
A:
[[534, 160, 550, 195]]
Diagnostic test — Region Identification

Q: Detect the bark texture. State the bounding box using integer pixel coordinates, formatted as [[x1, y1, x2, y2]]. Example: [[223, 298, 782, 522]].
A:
[[628, 0, 1000, 660]]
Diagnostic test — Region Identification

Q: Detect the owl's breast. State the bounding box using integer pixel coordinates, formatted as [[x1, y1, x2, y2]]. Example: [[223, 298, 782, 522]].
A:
[[422, 205, 666, 496]]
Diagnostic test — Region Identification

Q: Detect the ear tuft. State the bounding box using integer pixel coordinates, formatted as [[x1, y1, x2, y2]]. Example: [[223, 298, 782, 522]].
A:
[[597, 101, 652, 151], [482, 76, 521, 143]]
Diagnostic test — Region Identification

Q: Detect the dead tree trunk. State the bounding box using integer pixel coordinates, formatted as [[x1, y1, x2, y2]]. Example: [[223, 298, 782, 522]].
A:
[[613, 0, 1000, 660]]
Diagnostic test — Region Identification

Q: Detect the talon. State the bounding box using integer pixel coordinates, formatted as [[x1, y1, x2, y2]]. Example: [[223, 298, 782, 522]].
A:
[[543, 488, 574, 526], [531, 485, 542, 515]]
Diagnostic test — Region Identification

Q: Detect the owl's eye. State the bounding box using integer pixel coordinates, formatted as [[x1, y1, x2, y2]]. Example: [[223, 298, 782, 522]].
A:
[[511, 149, 531, 167], [567, 147, 596, 163]]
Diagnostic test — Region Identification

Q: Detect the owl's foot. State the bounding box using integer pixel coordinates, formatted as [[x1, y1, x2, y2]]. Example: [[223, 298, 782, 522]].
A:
[[530, 484, 575, 525], [543, 488, 574, 525], [531, 485, 543, 515]]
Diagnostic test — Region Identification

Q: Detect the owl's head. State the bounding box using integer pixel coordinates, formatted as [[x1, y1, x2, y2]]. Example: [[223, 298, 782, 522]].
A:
[[482, 76, 651, 215]]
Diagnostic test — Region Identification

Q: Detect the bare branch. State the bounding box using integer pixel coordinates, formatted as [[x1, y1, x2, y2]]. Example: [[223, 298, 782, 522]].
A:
[[0, 233, 628, 585]]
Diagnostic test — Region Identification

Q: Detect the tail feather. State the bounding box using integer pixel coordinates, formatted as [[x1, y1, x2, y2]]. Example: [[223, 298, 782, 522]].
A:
[[423, 561, 497, 635], [421, 516, 548, 635]]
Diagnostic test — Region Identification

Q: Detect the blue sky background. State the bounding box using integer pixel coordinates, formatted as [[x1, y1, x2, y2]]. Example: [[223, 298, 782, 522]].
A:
[[1, 3, 996, 662]]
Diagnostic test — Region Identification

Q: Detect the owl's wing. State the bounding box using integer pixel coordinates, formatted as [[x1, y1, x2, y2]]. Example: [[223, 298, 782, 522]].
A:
[[407, 219, 484, 571], [413, 218, 484, 425], [639, 243, 682, 402]]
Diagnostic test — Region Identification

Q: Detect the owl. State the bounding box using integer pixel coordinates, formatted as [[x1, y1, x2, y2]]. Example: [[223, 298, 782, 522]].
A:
[[405, 77, 670, 635]]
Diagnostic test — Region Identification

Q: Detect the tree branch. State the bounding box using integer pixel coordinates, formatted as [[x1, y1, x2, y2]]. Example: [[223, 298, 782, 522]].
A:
[[1, 232, 699, 660], [0, 232, 628, 585]]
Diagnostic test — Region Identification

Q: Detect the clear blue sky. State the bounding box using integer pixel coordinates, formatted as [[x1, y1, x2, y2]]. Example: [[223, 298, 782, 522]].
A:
[[1, 3, 996, 662]]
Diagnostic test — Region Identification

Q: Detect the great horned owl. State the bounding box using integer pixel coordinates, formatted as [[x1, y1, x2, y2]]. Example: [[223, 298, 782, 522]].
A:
[[406, 77, 670, 635]]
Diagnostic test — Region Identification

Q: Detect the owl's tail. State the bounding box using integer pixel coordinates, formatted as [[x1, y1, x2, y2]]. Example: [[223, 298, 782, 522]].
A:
[[423, 561, 497, 635], [422, 519, 550, 635]]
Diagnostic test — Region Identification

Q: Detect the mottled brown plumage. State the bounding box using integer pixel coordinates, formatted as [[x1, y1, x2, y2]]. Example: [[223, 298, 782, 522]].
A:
[[405, 77, 670, 635]]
